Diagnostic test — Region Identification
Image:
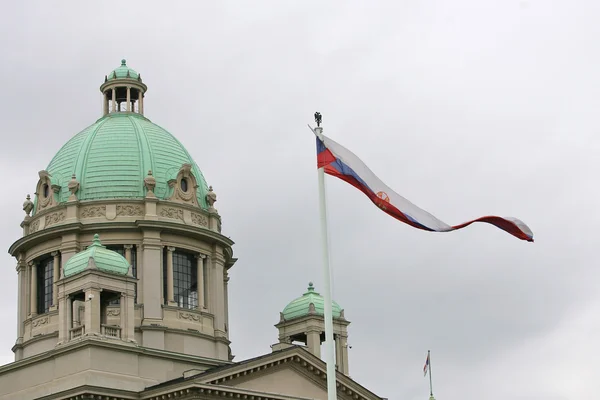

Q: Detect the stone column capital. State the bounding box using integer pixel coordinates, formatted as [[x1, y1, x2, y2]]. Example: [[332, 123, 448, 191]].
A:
[[123, 244, 134, 250], [166, 246, 176, 252]]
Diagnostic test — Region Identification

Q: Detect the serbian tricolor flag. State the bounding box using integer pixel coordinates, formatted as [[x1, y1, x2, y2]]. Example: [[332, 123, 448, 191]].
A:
[[315, 131, 534, 242], [423, 353, 430, 377]]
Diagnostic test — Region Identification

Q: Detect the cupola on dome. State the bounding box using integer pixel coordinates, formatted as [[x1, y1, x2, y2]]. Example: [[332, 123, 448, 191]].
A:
[[281, 282, 343, 321], [63, 234, 130, 277], [107, 59, 140, 80], [32, 59, 210, 214]]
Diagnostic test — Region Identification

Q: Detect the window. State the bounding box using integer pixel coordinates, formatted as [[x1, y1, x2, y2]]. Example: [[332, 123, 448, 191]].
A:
[[164, 249, 198, 309], [180, 178, 188, 192], [106, 245, 137, 304], [37, 258, 53, 314]]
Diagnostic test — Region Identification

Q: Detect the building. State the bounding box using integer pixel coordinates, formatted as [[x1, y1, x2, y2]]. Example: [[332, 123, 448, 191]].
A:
[[0, 60, 385, 400]]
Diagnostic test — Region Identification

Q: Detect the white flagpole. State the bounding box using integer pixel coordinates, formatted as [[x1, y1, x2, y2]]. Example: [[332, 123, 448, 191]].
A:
[[314, 114, 338, 400]]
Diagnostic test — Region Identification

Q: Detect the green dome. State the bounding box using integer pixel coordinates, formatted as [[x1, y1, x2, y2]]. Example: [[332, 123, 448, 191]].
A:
[[38, 112, 208, 210], [282, 282, 343, 320], [63, 234, 130, 277], [107, 59, 139, 80]]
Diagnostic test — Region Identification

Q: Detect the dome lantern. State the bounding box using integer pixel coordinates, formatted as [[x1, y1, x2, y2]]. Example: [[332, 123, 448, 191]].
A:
[[274, 282, 351, 375], [99, 59, 148, 116]]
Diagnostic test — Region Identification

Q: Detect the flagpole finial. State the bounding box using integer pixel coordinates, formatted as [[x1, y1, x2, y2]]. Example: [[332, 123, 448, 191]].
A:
[[314, 111, 322, 127]]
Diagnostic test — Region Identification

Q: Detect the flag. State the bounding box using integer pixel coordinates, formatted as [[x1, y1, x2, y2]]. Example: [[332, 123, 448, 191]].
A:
[[424, 353, 430, 377], [314, 132, 534, 242]]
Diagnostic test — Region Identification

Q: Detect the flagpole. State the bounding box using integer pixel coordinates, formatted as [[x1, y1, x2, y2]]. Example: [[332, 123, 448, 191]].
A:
[[314, 113, 338, 400], [428, 350, 434, 399]]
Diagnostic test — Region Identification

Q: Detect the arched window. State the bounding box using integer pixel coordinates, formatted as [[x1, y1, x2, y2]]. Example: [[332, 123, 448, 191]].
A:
[[163, 249, 198, 309], [36, 257, 53, 314]]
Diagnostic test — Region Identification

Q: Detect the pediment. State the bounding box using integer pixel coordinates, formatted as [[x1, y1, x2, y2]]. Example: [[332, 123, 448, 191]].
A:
[[191, 346, 382, 400]]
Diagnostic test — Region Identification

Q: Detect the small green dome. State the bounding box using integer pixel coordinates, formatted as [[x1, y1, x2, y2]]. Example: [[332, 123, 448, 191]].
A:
[[107, 59, 139, 80], [38, 112, 208, 211], [63, 234, 130, 277], [282, 282, 343, 320]]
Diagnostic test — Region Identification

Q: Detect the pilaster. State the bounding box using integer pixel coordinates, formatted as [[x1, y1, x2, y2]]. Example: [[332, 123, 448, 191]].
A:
[[84, 288, 101, 335], [29, 261, 37, 317], [50, 251, 60, 311]]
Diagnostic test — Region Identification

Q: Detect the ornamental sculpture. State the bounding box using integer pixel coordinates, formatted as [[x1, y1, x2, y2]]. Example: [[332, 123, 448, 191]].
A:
[[23, 194, 34, 216]]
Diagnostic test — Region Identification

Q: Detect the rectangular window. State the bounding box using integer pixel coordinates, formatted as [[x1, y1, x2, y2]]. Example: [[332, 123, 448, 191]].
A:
[[37, 258, 53, 314], [164, 249, 198, 309]]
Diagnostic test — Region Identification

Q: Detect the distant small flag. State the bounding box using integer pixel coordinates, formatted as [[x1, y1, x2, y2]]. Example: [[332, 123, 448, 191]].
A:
[[423, 353, 430, 377]]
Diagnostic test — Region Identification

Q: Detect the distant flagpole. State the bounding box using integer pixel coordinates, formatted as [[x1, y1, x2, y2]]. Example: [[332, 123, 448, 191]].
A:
[[424, 350, 435, 399], [314, 112, 338, 400]]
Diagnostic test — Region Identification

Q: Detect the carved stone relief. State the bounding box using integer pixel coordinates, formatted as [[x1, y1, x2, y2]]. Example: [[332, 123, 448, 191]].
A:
[[80, 205, 106, 218], [178, 312, 202, 322], [107, 309, 121, 317], [32, 316, 49, 327], [116, 204, 144, 216], [160, 207, 184, 221], [29, 219, 40, 233], [191, 212, 208, 227], [45, 211, 65, 227]]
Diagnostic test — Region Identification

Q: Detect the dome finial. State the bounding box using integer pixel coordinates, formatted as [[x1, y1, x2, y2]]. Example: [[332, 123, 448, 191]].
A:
[[92, 234, 101, 245], [121, 59, 127, 66], [307, 282, 314, 291]]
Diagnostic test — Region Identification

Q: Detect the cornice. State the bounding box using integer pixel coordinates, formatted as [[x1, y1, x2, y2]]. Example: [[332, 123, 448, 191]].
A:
[[0, 336, 227, 376]]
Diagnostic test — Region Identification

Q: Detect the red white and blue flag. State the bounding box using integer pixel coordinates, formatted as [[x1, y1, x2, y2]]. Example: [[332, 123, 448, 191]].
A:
[[424, 353, 430, 377], [315, 132, 534, 242]]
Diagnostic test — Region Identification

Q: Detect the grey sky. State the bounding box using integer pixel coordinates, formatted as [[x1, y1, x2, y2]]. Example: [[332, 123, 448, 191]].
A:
[[1, 1, 598, 399]]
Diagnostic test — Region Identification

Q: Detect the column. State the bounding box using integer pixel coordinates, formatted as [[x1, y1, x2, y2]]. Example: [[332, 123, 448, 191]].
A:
[[334, 334, 349, 375], [211, 251, 226, 337], [166, 247, 175, 305], [136, 245, 143, 304], [51, 251, 60, 309], [126, 86, 131, 111], [196, 254, 205, 309], [139, 90, 144, 114], [306, 330, 321, 358], [65, 295, 72, 339], [120, 292, 126, 339], [29, 261, 37, 316], [111, 87, 116, 112], [204, 256, 211, 312], [124, 245, 132, 265], [224, 269, 229, 332], [335, 334, 342, 371], [15, 255, 28, 360], [103, 92, 108, 115]]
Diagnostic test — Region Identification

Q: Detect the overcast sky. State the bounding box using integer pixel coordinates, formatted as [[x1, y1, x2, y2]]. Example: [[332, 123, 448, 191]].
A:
[[0, 1, 598, 399]]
